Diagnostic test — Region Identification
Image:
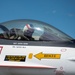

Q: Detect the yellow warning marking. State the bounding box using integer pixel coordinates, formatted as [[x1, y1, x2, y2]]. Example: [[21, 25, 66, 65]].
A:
[[4, 55, 26, 62], [28, 53, 33, 59], [34, 52, 61, 60]]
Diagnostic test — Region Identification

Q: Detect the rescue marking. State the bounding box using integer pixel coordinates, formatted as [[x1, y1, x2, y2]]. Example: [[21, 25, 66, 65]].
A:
[[4, 55, 26, 62], [34, 52, 61, 60]]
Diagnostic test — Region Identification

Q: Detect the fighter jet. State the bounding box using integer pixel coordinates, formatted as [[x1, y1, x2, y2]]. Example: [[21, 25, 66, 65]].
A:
[[0, 19, 75, 75]]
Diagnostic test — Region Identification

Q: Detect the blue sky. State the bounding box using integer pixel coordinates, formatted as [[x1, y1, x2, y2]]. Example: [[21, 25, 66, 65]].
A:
[[0, 0, 75, 38]]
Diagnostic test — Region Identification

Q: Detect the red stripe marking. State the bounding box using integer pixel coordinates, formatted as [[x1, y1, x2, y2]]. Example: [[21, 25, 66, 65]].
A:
[[0, 46, 3, 54], [0, 65, 54, 69]]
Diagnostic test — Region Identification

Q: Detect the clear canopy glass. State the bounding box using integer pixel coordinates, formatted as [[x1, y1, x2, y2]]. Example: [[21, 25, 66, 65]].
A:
[[0, 19, 73, 41]]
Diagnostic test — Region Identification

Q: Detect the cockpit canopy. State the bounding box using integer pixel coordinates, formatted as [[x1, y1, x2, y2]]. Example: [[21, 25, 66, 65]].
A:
[[0, 19, 73, 41]]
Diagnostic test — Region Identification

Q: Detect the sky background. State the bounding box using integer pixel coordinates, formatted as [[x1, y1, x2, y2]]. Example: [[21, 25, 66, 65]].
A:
[[0, 0, 75, 38]]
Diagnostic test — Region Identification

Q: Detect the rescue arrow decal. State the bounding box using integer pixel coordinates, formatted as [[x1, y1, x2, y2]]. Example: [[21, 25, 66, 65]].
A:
[[34, 52, 61, 60]]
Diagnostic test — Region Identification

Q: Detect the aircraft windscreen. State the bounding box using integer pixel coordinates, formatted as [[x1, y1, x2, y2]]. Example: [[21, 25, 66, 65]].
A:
[[0, 19, 73, 41]]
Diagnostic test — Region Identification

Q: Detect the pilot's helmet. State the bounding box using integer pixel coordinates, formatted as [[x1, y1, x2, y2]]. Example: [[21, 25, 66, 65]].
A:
[[23, 24, 34, 37], [23, 24, 34, 31]]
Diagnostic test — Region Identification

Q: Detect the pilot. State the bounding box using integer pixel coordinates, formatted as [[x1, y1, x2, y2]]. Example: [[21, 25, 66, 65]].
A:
[[9, 28, 18, 39], [9, 28, 28, 40], [5, 24, 34, 40], [23, 24, 34, 40]]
